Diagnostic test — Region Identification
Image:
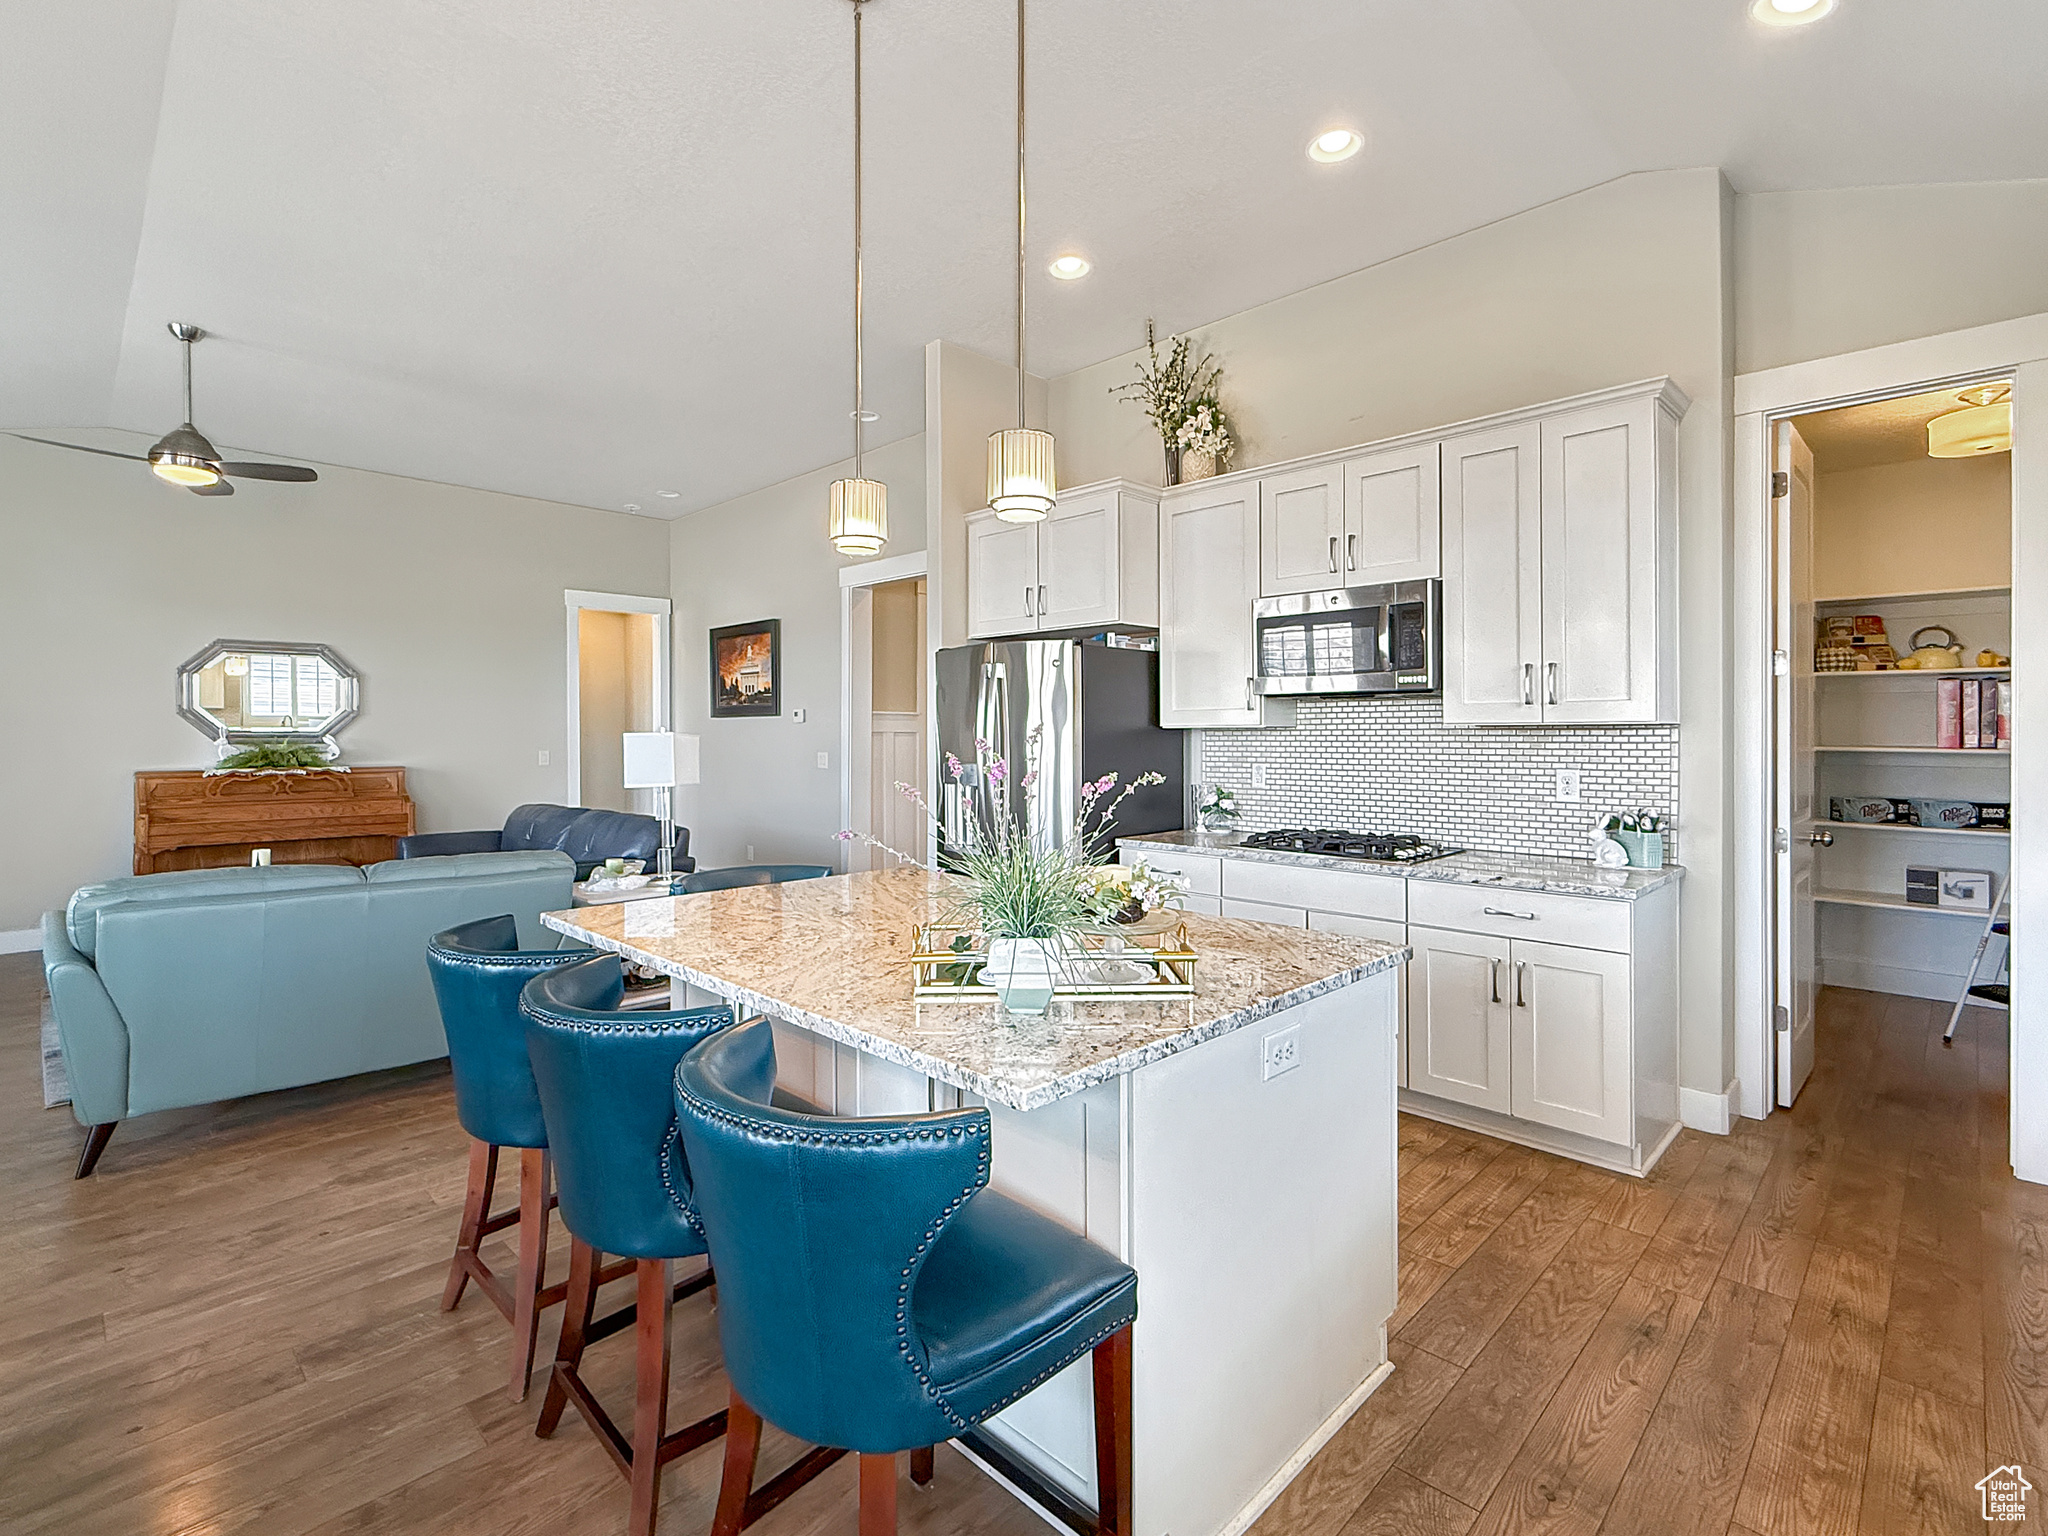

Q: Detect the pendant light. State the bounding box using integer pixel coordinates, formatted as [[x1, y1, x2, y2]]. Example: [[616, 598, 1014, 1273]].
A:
[[828, 0, 888, 557], [1927, 383, 2013, 459], [987, 0, 1056, 522]]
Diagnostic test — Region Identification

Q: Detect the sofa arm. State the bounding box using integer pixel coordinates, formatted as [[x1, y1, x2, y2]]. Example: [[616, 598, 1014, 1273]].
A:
[[396, 830, 503, 860], [39, 912, 130, 1127]]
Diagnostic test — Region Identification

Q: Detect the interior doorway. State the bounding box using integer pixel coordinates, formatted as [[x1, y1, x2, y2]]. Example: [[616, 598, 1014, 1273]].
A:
[[838, 552, 930, 873], [1765, 382, 2014, 1108], [564, 590, 671, 813]]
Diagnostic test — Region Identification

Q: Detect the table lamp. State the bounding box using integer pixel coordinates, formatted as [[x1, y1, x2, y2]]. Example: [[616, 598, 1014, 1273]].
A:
[[622, 731, 700, 880]]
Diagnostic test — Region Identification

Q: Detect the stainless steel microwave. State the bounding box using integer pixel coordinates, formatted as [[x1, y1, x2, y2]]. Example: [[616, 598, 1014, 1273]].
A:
[[1252, 579, 1441, 696]]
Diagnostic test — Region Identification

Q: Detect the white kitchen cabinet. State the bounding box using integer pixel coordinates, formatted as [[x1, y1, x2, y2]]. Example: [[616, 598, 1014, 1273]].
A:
[[965, 482, 1159, 640], [1259, 463, 1346, 596], [1441, 381, 1684, 725], [1408, 925, 1512, 1114], [1221, 896, 1308, 927], [1343, 442, 1441, 585], [1509, 938, 1632, 1146], [1159, 483, 1293, 728], [1311, 909, 1410, 1089]]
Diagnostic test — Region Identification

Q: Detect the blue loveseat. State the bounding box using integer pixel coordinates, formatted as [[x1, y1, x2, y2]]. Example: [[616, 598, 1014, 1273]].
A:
[[40, 850, 576, 1176], [396, 802, 693, 878]]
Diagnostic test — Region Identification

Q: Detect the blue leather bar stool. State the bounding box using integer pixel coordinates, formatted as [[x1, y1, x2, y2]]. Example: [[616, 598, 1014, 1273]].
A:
[[674, 864, 831, 894], [427, 914, 615, 1400], [675, 1020, 1139, 1536], [522, 958, 846, 1536]]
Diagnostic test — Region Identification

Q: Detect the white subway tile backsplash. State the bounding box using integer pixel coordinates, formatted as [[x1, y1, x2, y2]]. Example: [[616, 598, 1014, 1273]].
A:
[[1196, 697, 1679, 862]]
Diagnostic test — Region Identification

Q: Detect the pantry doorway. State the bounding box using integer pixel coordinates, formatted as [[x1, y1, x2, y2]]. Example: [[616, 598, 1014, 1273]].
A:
[[1732, 312, 2048, 1184]]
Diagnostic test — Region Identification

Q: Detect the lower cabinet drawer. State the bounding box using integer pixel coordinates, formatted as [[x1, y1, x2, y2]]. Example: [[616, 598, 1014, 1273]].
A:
[[1122, 845, 1222, 897], [1407, 880, 1631, 953], [1178, 893, 1222, 918], [1221, 859, 1406, 920], [1221, 897, 1308, 928]]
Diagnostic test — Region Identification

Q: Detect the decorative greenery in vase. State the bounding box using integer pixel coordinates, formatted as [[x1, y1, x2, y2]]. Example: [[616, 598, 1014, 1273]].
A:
[[1198, 784, 1240, 833], [215, 740, 336, 771], [1113, 321, 1235, 486], [839, 732, 1172, 1013]]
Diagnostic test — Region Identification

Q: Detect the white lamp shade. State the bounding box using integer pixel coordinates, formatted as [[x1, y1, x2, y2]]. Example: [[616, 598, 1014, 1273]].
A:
[[987, 427, 1057, 522], [623, 731, 683, 789], [830, 476, 889, 556]]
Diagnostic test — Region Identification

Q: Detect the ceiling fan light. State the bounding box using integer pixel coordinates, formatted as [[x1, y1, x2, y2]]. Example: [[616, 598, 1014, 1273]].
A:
[[1927, 402, 2012, 458], [988, 427, 1056, 522], [829, 476, 889, 556], [150, 453, 222, 486]]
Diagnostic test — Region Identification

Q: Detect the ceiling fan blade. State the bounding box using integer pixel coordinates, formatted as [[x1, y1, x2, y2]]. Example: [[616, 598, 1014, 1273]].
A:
[[190, 479, 235, 496], [219, 461, 318, 482], [9, 433, 151, 463]]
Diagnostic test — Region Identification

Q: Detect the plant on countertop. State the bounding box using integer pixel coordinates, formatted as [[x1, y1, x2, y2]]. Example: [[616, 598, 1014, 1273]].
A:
[[215, 740, 335, 771], [1113, 321, 1234, 484], [1198, 784, 1240, 832]]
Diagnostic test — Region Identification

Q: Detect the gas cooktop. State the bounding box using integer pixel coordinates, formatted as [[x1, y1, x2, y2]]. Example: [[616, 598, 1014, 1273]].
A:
[[1238, 828, 1465, 865]]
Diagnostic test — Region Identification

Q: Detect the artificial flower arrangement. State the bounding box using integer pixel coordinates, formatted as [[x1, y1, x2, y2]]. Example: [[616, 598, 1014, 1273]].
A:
[[1198, 784, 1239, 832], [1113, 321, 1235, 483], [839, 731, 1183, 1011]]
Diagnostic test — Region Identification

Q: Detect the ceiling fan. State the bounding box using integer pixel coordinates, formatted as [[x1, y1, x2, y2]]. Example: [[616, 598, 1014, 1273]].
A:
[[11, 322, 318, 496]]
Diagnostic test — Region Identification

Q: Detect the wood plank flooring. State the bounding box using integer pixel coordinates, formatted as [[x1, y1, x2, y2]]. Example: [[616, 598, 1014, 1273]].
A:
[[3, 958, 2040, 1534]]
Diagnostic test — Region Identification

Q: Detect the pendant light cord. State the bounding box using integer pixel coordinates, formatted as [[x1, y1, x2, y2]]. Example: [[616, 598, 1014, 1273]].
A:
[[1015, 0, 1027, 429], [853, 0, 867, 479]]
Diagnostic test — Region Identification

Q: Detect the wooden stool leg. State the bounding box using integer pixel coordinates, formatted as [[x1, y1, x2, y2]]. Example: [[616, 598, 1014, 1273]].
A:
[[1092, 1328, 1133, 1536], [507, 1147, 552, 1400], [710, 1392, 764, 1536], [858, 1453, 898, 1536], [443, 1139, 498, 1311], [627, 1258, 673, 1536], [536, 1237, 599, 1438], [910, 1446, 934, 1487]]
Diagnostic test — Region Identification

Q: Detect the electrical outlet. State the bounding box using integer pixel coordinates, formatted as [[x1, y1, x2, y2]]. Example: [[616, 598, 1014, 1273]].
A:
[[1251, 764, 1270, 789], [816, 751, 830, 769], [1555, 768, 1583, 803], [1261, 1025, 1301, 1081], [537, 750, 550, 767]]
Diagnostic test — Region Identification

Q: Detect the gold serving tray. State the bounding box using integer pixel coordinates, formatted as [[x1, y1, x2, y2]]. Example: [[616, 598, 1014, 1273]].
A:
[[910, 921, 1197, 1001]]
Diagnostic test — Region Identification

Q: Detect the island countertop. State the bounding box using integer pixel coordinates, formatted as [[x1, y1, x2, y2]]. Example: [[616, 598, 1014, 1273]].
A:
[[539, 866, 1405, 1112]]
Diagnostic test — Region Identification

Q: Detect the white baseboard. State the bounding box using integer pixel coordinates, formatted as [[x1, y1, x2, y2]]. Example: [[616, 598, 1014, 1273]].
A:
[[1820, 957, 1973, 1004], [0, 928, 40, 956], [1680, 1078, 1739, 1135]]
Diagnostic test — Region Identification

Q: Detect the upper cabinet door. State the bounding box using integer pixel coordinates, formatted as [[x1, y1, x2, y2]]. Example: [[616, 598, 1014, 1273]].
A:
[[966, 511, 1040, 639], [1258, 464, 1346, 596], [1037, 490, 1119, 630], [1441, 424, 1543, 724], [1343, 443, 1441, 584], [1160, 484, 1284, 728], [1539, 397, 1674, 724]]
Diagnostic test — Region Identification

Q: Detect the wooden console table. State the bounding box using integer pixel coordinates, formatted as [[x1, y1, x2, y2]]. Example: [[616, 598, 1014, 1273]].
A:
[[133, 767, 417, 875]]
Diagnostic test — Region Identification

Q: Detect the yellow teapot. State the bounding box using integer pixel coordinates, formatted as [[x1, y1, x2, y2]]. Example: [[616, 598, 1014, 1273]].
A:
[[1896, 626, 1964, 670]]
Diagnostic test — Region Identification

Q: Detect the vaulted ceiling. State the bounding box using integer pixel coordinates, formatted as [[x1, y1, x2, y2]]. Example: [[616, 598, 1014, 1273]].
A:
[[7, 0, 2046, 516]]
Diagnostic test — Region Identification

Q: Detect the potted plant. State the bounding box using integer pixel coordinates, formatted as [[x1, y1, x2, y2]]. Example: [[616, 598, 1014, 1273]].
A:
[[1197, 784, 1240, 834], [841, 734, 1167, 1013], [1113, 322, 1235, 486], [1608, 810, 1666, 868]]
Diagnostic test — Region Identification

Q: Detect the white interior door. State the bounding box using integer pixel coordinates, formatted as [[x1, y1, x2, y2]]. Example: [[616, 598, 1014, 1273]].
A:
[[1773, 420, 1818, 1107]]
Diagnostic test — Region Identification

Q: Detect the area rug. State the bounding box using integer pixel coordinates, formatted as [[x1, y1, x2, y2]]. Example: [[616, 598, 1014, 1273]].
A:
[[42, 997, 69, 1108]]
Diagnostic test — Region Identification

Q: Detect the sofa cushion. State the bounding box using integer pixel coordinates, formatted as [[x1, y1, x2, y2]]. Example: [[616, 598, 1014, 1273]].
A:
[[363, 849, 575, 886], [66, 864, 363, 960], [501, 804, 587, 853]]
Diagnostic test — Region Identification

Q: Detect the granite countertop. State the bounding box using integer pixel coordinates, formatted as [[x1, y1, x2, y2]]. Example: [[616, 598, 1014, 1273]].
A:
[[539, 866, 1405, 1112], [1118, 830, 1684, 900]]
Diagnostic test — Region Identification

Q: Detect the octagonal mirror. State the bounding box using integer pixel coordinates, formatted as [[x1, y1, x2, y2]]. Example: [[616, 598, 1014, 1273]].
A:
[[178, 639, 359, 743]]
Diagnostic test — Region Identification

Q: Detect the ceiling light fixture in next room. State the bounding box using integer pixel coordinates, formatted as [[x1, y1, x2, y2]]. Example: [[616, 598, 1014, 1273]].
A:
[[1751, 0, 1836, 26]]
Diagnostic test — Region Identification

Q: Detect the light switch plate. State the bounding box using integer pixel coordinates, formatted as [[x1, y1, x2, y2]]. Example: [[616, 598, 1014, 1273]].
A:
[[793, 707, 807, 723], [537, 750, 550, 767], [816, 751, 830, 769]]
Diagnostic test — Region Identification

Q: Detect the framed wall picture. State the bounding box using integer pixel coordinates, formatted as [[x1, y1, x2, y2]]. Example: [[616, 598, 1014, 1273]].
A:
[[709, 619, 782, 718]]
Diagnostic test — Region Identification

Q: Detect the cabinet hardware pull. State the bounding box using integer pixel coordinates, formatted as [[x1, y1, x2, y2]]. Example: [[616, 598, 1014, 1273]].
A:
[[1328, 535, 1339, 573], [1483, 906, 1539, 920], [1346, 533, 1357, 570], [1038, 584, 1047, 615], [1546, 661, 1559, 705], [1490, 957, 1502, 1004], [1515, 961, 1528, 1008], [1024, 586, 1033, 617], [1522, 662, 1534, 705]]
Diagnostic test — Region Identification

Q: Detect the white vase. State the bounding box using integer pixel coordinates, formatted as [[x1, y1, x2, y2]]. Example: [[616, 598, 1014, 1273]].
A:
[[1181, 448, 1218, 481], [985, 937, 1061, 1015]]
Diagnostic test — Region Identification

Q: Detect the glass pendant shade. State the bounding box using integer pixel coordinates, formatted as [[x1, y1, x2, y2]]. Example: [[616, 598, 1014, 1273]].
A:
[[829, 475, 889, 555], [1926, 402, 2012, 458], [988, 427, 1056, 522]]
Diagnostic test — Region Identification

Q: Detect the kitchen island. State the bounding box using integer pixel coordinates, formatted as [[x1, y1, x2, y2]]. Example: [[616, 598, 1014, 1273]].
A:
[[544, 867, 1407, 1536]]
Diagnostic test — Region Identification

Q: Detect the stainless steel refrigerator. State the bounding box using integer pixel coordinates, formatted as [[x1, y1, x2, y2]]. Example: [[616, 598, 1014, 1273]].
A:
[[934, 640, 1184, 858]]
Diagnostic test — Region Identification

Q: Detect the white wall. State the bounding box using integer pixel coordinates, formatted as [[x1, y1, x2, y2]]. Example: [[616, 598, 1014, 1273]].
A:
[[1815, 454, 2011, 601], [1049, 168, 1738, 1103], [0, 433, 670, 935], [1735, 180, 2048, 375], [668, 433, 926, 871]]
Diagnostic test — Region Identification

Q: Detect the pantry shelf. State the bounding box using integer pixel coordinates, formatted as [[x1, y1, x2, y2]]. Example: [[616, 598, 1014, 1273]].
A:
[[1817, 745, 2010, 756], [1823, 821, 2009, 840], [1816, 888, 2001, 919], [1817, 667, 2010, 680], [1814, 585, 2011, 608]]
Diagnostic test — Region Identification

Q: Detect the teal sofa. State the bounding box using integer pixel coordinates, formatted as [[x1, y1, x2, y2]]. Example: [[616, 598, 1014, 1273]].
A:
[[40, 850, 577, 1176]]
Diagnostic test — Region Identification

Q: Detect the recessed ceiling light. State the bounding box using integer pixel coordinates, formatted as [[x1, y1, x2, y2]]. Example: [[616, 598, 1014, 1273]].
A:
[[1048, 254, 1091, 280], [1307, 128, 1364, 164], [657, 489, 681, 499], [1750, 0, 1835, 26]]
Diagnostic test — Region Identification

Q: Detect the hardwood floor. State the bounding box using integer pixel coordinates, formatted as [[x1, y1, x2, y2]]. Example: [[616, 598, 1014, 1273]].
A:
[[4, 957, 2039, 1534]]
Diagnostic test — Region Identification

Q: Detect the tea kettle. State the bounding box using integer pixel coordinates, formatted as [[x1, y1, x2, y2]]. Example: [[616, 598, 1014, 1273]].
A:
[[1898, 626, 1964, 670]]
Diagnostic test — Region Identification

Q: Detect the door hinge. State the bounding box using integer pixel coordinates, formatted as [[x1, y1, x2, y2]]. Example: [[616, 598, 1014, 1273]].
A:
[[1772, 471, 1790, 498], [1775, 1004, 1791, 1034], [1774, 827, 1790, 852]]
